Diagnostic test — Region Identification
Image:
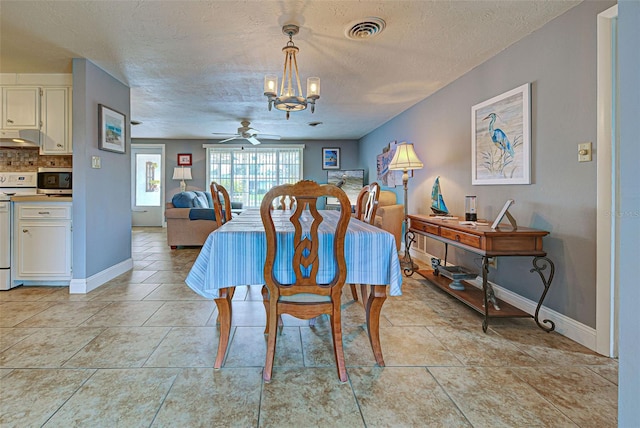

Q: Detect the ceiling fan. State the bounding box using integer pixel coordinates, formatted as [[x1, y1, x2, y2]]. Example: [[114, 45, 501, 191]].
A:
[[212, 120, 281, 145]]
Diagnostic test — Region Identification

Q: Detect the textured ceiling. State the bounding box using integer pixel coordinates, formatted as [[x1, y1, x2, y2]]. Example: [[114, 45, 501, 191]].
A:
[[0, 1, 580, 141]]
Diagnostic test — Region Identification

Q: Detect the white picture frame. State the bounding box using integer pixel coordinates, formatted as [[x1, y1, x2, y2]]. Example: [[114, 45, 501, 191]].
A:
[[472, 83, 531, 185], [491, 199, 515, 229]]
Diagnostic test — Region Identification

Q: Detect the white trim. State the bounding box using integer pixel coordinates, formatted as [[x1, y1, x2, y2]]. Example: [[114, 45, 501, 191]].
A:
[[410, 250, 597, 351], [596, 4, 618, 358], [69, 258, 133, 294]]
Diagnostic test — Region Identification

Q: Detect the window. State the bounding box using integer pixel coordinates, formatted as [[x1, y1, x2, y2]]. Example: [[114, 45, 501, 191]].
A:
[[205, 145, 304, 208]]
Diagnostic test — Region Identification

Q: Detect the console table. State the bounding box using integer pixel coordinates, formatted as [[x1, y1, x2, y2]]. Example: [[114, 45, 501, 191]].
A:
[[406, 214, 555, 332]]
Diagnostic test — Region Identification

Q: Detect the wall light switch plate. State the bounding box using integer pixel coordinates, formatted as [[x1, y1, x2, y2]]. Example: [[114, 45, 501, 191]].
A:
[[91, 156, 101, 169], [578, 142, 592, 162]]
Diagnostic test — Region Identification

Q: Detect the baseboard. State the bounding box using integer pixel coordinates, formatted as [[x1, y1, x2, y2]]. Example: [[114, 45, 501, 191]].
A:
[[410, 250, 597, 351], [69, 258, 133, 294]]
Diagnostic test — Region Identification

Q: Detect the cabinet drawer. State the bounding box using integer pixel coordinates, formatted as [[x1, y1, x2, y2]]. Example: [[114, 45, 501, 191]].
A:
[[411, 219, 439, 235], [440, 227, 481, 248], [17, 205, 71, 220]]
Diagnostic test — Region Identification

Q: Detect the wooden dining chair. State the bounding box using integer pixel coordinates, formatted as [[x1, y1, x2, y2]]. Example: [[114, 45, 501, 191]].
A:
[[260, 180, 351, 382], [210, 181, 232, 225], [271, 194, 296, 210], [350, 182, 381, 302]]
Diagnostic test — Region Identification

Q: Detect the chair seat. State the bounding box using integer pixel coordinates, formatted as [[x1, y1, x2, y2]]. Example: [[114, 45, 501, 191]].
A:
[[280, 293, 332, 303]]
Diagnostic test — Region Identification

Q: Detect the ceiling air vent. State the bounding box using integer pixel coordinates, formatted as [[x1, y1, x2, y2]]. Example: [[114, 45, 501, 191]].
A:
[[345, 17, 386, 40]]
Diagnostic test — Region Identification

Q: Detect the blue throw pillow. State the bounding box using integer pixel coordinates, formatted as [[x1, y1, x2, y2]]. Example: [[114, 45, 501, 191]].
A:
[[172, 191, 197, 208], [193, 191, 209, 208], [205, 192, 214, 209]]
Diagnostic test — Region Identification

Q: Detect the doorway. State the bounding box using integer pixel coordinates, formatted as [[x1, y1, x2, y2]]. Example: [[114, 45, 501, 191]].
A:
[[595, 5, 618, 358], [131, 144, 166, 227]]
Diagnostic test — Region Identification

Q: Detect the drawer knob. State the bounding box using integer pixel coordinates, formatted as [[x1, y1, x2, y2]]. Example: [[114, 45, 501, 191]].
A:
[[22, 229, 28, 233], [455, 234, 461, 242]]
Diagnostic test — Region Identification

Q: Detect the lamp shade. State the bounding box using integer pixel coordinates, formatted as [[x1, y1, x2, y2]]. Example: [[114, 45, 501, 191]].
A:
[[172, 167, 192, 180], [389, 142, 423, 171]]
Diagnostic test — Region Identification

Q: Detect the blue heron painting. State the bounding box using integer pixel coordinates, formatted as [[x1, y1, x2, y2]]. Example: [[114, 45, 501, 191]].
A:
[[483, 113, 515, 157]]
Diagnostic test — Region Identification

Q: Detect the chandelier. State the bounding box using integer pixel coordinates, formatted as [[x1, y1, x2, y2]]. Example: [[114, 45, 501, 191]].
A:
[[264, 24, 320, 120]]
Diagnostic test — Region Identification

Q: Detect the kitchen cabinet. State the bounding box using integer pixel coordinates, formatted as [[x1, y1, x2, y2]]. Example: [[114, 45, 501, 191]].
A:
[[40, 87, 72, 154], [13, 202, 72, 282], [1, 86, 41, 130]]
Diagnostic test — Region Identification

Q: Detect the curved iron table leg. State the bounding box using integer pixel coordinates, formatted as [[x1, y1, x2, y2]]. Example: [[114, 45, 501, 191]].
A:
[[530, 256, 556, 332], [401, 230, 417, 277]]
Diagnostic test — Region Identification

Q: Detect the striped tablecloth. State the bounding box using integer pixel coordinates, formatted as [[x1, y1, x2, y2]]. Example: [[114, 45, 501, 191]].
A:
[[186, 209, 402, 298]]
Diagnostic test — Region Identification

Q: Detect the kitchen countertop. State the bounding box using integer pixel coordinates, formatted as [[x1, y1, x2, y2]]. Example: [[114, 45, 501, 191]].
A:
[[10, 195, 72, 202]]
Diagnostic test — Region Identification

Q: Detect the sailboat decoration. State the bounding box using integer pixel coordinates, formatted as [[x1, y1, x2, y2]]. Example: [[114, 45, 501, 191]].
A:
[[431, 176, 450, 216]]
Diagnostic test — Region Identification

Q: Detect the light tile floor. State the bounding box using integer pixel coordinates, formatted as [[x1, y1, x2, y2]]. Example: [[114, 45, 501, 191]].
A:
[[0, 227, 618, 427]]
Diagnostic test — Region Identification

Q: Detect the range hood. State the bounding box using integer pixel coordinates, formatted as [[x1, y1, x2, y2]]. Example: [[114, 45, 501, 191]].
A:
[[0, 129, 41, 148]]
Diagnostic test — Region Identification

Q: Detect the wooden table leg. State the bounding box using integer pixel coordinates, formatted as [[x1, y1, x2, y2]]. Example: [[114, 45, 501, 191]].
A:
[[214, 287, 235, 369], [365, 285, 387, 366]]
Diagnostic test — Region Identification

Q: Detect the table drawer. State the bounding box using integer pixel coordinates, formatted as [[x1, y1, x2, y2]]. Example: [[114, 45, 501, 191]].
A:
[[440, 227, 481, 248], [411, 219, 439, 235]]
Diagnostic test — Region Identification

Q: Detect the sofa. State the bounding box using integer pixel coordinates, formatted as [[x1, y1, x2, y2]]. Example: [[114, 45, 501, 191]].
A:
[[374, 190, 404, 252], [165, 191, 242, 248]]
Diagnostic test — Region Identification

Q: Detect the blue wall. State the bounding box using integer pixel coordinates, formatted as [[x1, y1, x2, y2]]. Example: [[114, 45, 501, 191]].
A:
[[359, 0, 616, 327], [72, 59, 132, 279]]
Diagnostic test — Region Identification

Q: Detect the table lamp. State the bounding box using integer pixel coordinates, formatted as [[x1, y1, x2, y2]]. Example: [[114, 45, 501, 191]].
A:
[[389, 142, 424, 271], [172, 166, 192, 192]]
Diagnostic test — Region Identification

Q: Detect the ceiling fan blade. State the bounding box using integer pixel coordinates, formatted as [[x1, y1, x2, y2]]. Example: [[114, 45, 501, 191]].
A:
[[256, 133, 281, 140], [246, 136, 261, 145], [218, 136, 238, 144]]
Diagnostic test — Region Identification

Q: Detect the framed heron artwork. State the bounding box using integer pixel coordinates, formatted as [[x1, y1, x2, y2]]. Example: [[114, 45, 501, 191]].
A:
[[471, 83, 531, 185]]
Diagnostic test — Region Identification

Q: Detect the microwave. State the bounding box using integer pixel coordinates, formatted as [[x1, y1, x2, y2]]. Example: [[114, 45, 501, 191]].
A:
[[37, 167, 72, 195]]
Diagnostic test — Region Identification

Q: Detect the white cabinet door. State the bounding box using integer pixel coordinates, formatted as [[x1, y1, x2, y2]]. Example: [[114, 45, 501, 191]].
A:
[[15, 221, 71, 278], [40, 87, 71, 154], [1, 87, 41, 129]]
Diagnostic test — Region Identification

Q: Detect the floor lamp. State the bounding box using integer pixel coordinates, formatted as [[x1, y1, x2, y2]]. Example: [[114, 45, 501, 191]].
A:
[[389, 142, 423, 271]]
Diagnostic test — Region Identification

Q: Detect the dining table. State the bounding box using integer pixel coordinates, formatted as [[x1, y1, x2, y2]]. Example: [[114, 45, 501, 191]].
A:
[[185, 209, 402, 368]]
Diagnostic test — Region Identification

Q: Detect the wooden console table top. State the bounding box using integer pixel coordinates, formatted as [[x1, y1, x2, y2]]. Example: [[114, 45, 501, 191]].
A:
[[408, 214, 549, 257]]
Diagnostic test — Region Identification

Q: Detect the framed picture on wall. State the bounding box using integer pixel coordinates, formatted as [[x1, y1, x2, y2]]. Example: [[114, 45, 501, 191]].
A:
[[177, 153, 192, 166], [471, 83, 531, 185], [326, 169, 365, 206], [322, 147, 340, 170], [98, 104, 126, 154]]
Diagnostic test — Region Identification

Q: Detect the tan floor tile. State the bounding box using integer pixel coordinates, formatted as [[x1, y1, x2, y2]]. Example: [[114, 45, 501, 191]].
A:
[[430, 366, 577, 427], [0, 301, 58, 327], [0, 327, 104, 368], [513, 366, 618, 427], [493, 324, 617, 366], [428, 325, 540, 366], [88, 282, 161, 301], [35, 287, 95, 301], [144, 260, 190, 271], [143, 301, 216, 327], [0, 368, 95, 427], [143, 283, 208, 300], [259, 367, 363, 427], [112, 269, 159, 284], [16, 301, 111, 327], [64, 326, 170, 368], [0, 327, 38, 352], [80, 301, 164, 327], [350, 367, 471, 427], [588, 364, 618, 385], [152, 367, 261, 427], [382, 297, 452, 327], [45, 368, 179, 427], [225, 326, 304, 368], [205, 300, 266, 327], [145, 326, 218, 368], [378, 326, 462, 366], [143, 270, 192, 284], [0, 286, 60, 302]]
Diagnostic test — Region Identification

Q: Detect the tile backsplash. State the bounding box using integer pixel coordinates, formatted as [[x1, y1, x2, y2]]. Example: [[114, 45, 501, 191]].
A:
[[0, 148, 72, 171]]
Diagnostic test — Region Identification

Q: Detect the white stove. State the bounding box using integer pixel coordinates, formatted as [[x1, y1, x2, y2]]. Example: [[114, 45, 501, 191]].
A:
[[0, 172, 37, 289]]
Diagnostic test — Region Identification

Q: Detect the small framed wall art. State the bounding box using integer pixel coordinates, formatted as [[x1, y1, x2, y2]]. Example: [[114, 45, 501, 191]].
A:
[[322, 147, 340, 170], [98, 104, 126, 154], [177, 153, 192, 166]]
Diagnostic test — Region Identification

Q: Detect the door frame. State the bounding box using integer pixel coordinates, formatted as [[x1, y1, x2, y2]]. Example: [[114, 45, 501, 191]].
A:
[[595, 5, 618, 358], [131, 143, 166, 227]]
